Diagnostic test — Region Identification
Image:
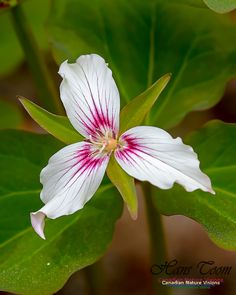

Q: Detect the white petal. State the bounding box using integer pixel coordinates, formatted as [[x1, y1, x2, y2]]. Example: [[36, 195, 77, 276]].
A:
[[31, 141, 110, 239], [30, 212, 46, 240], [115, 126, 215, 193], [59, 54, 120, 138]]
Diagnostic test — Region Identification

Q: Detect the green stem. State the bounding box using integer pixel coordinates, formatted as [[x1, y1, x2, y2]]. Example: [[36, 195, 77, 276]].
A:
[[10, 4, 63, 113], [143, 182, 171, 295]]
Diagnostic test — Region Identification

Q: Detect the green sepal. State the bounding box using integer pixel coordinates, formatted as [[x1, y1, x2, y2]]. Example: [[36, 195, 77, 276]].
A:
[[120, 73, 171, 134], [19, 97, 83, 144], [106, 156, 137, 220]]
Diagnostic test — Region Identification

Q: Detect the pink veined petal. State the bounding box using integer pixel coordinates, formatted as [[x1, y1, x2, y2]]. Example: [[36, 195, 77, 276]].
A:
[[30, 141, 110, 239], [59, 54, 120, 138], [115, 126, 215, 194]]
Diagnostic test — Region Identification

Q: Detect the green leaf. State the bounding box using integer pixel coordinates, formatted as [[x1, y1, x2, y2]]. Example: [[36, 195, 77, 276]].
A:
[[0, 0, 50, 76], [0, 130, 122, 295], [48, 0, 236, 129], [203, 0, 236, 13], [20, 97, 83, 144], [0, 99, 23, 129], [153, 121, 236, 250], [107, 156, 137, 219], [120, 73, 171, 134]]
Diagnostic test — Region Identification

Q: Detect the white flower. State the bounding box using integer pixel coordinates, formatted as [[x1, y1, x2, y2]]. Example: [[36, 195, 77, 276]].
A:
[[31, 54, 215, 239]]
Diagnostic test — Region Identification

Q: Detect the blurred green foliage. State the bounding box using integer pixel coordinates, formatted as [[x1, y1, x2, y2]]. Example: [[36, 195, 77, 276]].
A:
[[0, 0, 50, 76], [0, 99, 23, 128], [48, 0, 236, 129]]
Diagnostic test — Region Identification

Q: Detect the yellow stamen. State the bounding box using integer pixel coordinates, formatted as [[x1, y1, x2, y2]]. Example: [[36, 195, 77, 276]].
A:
[[104, 138, 117, 152]]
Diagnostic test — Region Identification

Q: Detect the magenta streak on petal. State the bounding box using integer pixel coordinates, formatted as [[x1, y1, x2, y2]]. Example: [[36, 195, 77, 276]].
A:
[[122, 142, 160, 163], [70, 90, 100, 135], [74, 89, 113, 138], [116, 134, 159, 169], [120, 137, 158, 165], [45, 143, 109, 216], [117, 134, 209, 188], [96, 74, 108, 127], [68, 84, 111, 138], [116, 144, 162, 182], [95, 73, 115, 132], [79, 65, 115, 136], [74, 109, 96, 135], [116, 148, 140, 166], [62, 144, 107, 189], [120, 134, 155, 156], [118, 135, 142, 158]]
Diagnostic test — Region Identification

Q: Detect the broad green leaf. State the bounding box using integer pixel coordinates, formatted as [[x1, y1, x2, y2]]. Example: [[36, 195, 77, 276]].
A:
[[107, 156, 137, 219], [20, 97, 83, 144], [0, 130, 122, 295], [153, 121, 236, 250], [120, 73, 171, 134], [0, 99, 23, 129], [203, 0, 236, 13], [0, 0, 50, 76], [48, 0, 236, 129]]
